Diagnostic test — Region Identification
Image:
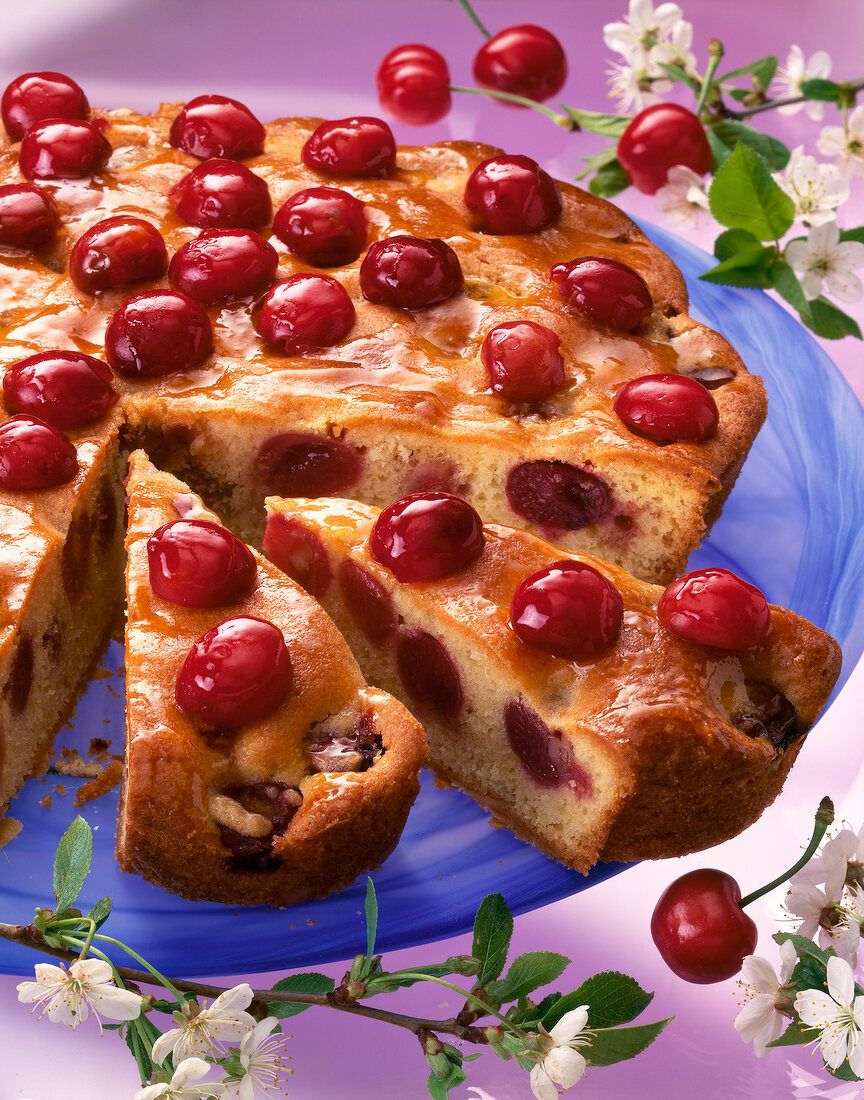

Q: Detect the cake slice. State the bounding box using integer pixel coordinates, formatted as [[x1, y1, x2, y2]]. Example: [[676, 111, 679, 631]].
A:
[[264, 493, 841, 871], [118, 452, 427, 906]]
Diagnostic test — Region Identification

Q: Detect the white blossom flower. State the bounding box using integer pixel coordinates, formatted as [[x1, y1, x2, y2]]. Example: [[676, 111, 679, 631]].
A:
[[656, 164, 711, 228], [734, 941, 797, 1055], [785, 222, 864, 302], [530, 1006, 591, 1100], [830, 886, 864, 968], [605, 59, 659, 115], [774, 147, 849, 227], [795, 956, 864, 1077], [134, 1057, 225, 1100], [818, 106, 864, 179], [221, 1017, 291, 1099], [151, 984, 256, 1066], [772, 45, 833, 120], [603, 0, 695, 110], [16, 958, 142, 1033], [815, 827, 864, 897], [786, 880, 845, 943]]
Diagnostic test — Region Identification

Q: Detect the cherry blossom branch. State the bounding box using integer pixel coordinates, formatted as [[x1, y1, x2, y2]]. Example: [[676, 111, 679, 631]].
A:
[[720, 79, 864, 120]]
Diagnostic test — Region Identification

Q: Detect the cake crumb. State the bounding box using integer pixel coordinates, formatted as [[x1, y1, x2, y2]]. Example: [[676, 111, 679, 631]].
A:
[[39, 793, 53, 809], [74, 760, 123, 807], [0, 818, 22, 848]]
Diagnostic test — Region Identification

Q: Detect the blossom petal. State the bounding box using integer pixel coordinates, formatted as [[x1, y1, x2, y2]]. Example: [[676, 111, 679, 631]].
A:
[[529, 1064, 559, 1100], [779, 940, 798, 984], [740, 955, 780, 995], [545, 1045, 587, 1089], [819, 1019, 850, 1069], [734, 994, 775, 1043], [133, 1086, 168, 1100], [826, 955, 856, 1006], [795, 989, 839, 1027], [172, 1057, 213, 1087], [151, 1027, 182, 1067], [69, 957, 115, 985], [46, 987, 84, 1028], [549, 1005, 589, 1044]]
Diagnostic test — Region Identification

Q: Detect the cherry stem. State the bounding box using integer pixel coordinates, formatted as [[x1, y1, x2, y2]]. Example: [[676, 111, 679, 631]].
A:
[[450, 85, 575, 128], [695, 38, 724, 116], [455, 0, 492, 39], [738, 796, 835, 910]]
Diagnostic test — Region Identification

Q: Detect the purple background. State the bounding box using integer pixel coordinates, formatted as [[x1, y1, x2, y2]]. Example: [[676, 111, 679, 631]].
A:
[[3, 1, 864, 1097]]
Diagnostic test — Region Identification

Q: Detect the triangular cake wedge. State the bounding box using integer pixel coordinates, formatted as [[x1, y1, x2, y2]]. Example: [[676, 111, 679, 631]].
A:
[[0, 407, 124, 825], [118, 452, 426, 906], [264, 495, 841, 872]]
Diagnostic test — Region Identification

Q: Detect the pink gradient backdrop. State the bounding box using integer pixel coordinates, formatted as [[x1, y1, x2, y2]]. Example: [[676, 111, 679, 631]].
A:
[[2, 2, 864, 1097]]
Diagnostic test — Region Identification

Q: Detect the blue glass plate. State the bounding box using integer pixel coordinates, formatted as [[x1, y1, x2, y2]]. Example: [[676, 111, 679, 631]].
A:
[[2, 226, 863, 978]]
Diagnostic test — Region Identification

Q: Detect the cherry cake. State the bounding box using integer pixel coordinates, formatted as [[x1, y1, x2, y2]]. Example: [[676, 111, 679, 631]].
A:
[[264, 493, 841, 871], [118, 452, 426, 905]]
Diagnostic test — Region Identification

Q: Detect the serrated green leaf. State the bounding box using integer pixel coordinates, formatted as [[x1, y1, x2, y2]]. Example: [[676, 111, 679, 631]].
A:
[[714, 227, 763, 261], [87, 895, 112, 932], [575, 143, 620, 182], [585, 1017, 673, 1067], [767, 260, 813, 322], [710, 119, 790, 171], [720, 55, 778, 88], [589, 159, 630, 199], [560, 106, 631, 138], [544, 972, 653, 1031], [364, 878, 378, 962], [655, 62, 701, 90], [700, 249, 775, 287], [487, 951, 569, 1003], [765, 1018, 820, 1048], [840, 227, 864, 245], [267, 972, 335, 1018], [472, 893, 513, 986], [53, 816, 93, 914], [827, 1057, 863, 1081], [806, 297, 863, 340], [707, 129, 733, 172], [125, 1019, 154, 1083], [709, 143, 795, 240], [801, 78, 842, 102]]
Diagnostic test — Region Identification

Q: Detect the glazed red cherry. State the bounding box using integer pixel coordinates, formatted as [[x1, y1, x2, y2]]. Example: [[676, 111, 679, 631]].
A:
[[255, 275, 355, 353], [69, 215, 167, 294], [302, 116, 396, 179], [105, 291, 213, 378], [551, 257, 653, 332], [464, 155, 562, 234], [273, 187, 367, 267], [0, 183, 58, 248], [175, 616, 292, 729], [147, 520, 257, 607], [19, 119, 111, 180], [651, 869, 757, 983], [263, 512, 331, 598], [658, 567, 771, 650], [2, 71, 89, 140], [0, 414, 78, 490], [3, 351, 118, 429], [370, 492, 484, 582], [481, 321, 565, 402], [473, 25, 567, 104], [255, 432, 363, 496], [618, 103, 712, 195], [169, 159, 271, 230], [360, 236, 463, 310], [614, 373, 719, 443], [169, 95, 265, 160], [376, 44, 451, 127], [510, 560, 623, 659], [169, 229, 278, 303]]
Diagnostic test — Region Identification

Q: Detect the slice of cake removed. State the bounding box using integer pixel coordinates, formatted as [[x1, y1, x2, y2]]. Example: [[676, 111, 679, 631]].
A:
[[264, 493, 841, 872], [118, 452, 426, 906]]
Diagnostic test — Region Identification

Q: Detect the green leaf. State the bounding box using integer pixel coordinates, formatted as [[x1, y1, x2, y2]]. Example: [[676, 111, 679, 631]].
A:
[[575, 143, 619, 182], [720, 55, 778, 88], [767, 260, 812, 321], [585, 1018, 674, 1068], [487, 951, 569, 1003], [559, 106, 631, 138], [700, 249, 775, 288], [709, 143, 795, 240], [364, 878, 378, 962], [714, 227, 763, 261], [267, 972, 335, 1019], [707, 129, 733, 171], [472, 893, 513, 986], [125, 1018, 156, 1083], [827, 1059, 863, 1081], [589, 159, 630, 199], [765, 1018, 820, 1048], [86, 896, 112, 932], [801, 78, 843, 102], [52, 816, 93, 914], [806, 297, 863, 340], [655, 62, 701, 90], [425, 1043, 467, 1098], [840, 227, 864, 245], [544, 972, 653, 1031], [710, 119, 790, 171], [426, 1064, 467, 1099]]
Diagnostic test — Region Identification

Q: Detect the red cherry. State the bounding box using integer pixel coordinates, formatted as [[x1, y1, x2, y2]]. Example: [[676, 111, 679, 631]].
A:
[[0, 183, 58, 248], [360, 235, 463, 310], [481, 321, 565, 402], [255, 274, 355, 352], [69, 215, 167, 294], [302, 116, 396, 179], [510, 560, 623, 659], [147, 520, 257, 607], [339, 560, 397, 644], [169, 229, 278, 303], [175, 616, 292, 729], [464, 155, 562, 234], [504, 700, 591, 792], [614, 373, 719, 443], [263, 512, 332, 598], [3, 351, 118, 429], [506, 461, 611, 531], [19, 119, 111, 180], [255, 432, 363, 496], [657, 567, 771, 650], [272, 187, 367, 267], [618, 103, 712, 195], [370, 492, 484, 582], [396, 630, 463, 720], [105, 290, 213, 378], [473, 25, 567, 105], [651, 869, 758, 983], [2, 71, 89, 140], [551, 257, 653, 332], [0, 414, 78, 490], [376, 45, 451, 127], [169, 158, 272, 230], [169, 95, 265, 160]]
